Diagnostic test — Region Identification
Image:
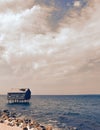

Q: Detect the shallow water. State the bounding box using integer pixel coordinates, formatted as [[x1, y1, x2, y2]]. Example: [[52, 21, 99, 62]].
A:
[[0, 95, 100, 129]]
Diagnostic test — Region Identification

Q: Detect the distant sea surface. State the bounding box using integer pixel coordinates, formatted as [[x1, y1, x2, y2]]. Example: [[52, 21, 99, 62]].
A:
[[0, 95, 100, 130]]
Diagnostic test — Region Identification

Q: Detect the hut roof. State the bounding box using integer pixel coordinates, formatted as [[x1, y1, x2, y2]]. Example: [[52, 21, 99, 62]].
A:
[[8, 88, 30, 93]]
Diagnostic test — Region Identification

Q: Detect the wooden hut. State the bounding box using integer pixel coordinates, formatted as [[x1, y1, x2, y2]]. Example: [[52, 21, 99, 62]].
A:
[[7, 88, 31, 103]]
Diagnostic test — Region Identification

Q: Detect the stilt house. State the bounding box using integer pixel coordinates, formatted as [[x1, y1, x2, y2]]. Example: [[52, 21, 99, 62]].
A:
[[7, 88, 31, 103]]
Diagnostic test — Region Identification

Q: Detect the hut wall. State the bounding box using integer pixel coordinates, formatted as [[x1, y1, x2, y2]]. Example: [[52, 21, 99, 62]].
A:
[[25, 89, 31, 100], [7, 93, 25, 100]]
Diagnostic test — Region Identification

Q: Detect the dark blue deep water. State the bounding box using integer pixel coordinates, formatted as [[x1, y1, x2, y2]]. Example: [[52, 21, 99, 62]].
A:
[[0, 95, 100, 130]]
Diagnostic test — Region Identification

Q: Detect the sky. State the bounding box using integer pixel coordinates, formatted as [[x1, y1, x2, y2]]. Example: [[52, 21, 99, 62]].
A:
[[0, 0, 100, 95]]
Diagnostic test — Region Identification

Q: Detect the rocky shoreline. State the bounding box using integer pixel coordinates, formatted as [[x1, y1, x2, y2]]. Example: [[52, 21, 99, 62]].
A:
[[0, 109, 78, 130]]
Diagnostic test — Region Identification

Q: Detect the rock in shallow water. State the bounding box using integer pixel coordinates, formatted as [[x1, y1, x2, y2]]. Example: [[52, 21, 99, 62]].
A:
[[0, 109, 78, 130], [65, 126, 78, 130]]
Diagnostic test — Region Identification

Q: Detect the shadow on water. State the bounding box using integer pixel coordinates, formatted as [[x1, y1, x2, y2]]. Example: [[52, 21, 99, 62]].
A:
[[6, 102, 31, 106]]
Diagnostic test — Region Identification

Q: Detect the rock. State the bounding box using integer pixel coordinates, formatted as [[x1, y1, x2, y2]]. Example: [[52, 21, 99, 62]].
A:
[[33, 121, 40, 127], [3, 109, 9, 113], [16, 113, 22, 117], [19, 123, 23, 128], [7, 122, 15, 127], [40, 125, 46, 130], [37, 126, 43, 130], [28, 122, 34, 129], [0, 109, 55, 130], [65, 126, 78, 130], [73, 127, 78, 130], [24, 118, 30, 124], [9, 112, 16, 118], [0, 119, 4, 123], [46, 125, 53, 130], [23, 127, 28, 130], [16, 122, 20, 127]]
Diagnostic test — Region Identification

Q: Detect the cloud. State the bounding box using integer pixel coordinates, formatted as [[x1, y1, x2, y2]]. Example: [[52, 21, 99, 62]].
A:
[[0, 5, 52, 34], [0, 2, 54, 63], [0, 0, 100, 94], [0, 0, 35, 13]]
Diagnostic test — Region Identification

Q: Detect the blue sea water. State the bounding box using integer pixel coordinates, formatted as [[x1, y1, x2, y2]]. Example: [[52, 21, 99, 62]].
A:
[[0, 95, 100, 130]]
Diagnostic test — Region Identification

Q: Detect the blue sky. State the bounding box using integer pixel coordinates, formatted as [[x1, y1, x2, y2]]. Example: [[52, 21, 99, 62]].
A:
[[34, 0, 88, 28]]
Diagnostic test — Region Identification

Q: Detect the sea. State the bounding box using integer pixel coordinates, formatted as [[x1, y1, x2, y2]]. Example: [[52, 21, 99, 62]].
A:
[[0, 95, 100, 130]]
